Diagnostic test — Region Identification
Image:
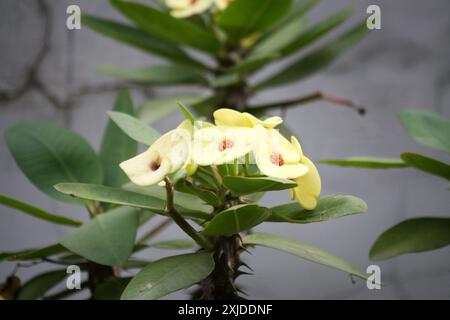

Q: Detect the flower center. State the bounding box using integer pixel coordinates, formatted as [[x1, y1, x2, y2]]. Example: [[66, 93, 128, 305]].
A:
[[219, 139, 234, 152], [150, 158, 161, 171], [190, 0, 198, 4], [270, 153, 284, 166]]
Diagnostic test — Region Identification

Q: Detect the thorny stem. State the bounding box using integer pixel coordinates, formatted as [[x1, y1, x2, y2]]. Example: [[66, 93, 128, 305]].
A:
[[248, 91, 366, 115], [164, 178, 214, 251]]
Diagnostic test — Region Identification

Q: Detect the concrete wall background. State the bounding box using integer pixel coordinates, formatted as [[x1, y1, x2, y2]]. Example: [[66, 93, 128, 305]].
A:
[[1, 0, 449, 299]]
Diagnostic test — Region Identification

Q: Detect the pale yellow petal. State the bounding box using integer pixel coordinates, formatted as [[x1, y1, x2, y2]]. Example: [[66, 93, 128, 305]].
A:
[[254, 126, 300, 163], [192, 126, 253, 165], [169, 0, 214, 17], [166, 0, 191, 9], [290, 136, 303, 159], [272, 130, 300, 163], [120, 149, 172, 186], [258, 162, 309, 180], [214, 108, 254, 127], [293, 156, 321, 210], [253, 125, 307, 179], [243, 112, 283, 128], [120, 121, 192, 186]]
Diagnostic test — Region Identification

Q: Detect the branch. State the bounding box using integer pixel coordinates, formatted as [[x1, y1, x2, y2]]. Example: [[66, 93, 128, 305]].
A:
[[248, 91, 366, 115], [138, 217, 173, 243], [164, 178, 214, 250]]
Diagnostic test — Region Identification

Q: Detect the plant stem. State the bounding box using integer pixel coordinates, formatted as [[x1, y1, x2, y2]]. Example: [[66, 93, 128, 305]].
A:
[[233, 159, 239, 176], [164, 178, 214, 250], [211, 165, 223, 186], [198, 235, 244, 300], [248, 91, 366, 115], [138, 217, 173, 243]]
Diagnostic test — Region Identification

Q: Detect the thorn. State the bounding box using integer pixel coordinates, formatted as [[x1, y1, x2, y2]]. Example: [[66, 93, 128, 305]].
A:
[[349, 274, 356, 284], [236, 287, 249, 296], [239, 261, 254, 272], [357, 106, 366, 115], [234, 271, 253, 279], [239, 245, 252, 255]]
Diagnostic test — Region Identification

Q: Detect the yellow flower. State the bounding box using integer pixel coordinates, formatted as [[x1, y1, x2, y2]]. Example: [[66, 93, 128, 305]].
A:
[[253, 125, 309, 180], [192, 126, 253, 165], [214, 108, 282, 129], [166, 0, 215, 18], [120, 120, 193, 186], [290, 137, 321, 210]]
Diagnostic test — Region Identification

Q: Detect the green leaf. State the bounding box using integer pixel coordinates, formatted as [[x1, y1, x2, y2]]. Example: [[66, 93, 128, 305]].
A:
[[256, 21, 368, 90], [1, 244, 66, 262], [0, 194, 82, 227], [60, 206, 139, 266], [98, 65, 208, 86], [244, 232, 369, 280], [176, 101, 196, 124], [5, 123, 103, 204], [107, 111, 160, 145], [241, 191, 266, 203], [249, 15, 308, 58], [223, 176, 297, 195], [56, 182, 162, 214], [111, 0, 220, 53], [203, 204, 270, 236], [280, 8, 353, 57], [370, 217, 450, 261], [218, 0, 293, 39], [398, 110, 450, 154], [121, 252, 214, 300], [401, 153, 450, 181], [82, 15, 206, 70], [279, 0, 319, 26], [318, 157, 408, 169], [192, 168, 219, 190], [17, 270, 67, 300], [100, 90, 138, 196], [148, 238, 197, 250], [227, 53, 280, 74], [210, 73, 241, 88], [138, 96, 205, 124], [94, 277, 131, 300], [269, 195, 367, 223], [123, 183, 213, 215], [174, 180, 222, 207], [55, 183, 210, 220]]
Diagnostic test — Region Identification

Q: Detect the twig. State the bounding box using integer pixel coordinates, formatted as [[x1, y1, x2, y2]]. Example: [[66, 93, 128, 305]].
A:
[[248, 91, 366, 115], [138, 218, 173, 243], [42, 257, 86, 267], [164, 178, 214, 250]]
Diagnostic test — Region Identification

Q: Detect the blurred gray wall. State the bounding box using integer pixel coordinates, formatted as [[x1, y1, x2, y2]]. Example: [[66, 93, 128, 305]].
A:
[[1, 0, 449, 299]]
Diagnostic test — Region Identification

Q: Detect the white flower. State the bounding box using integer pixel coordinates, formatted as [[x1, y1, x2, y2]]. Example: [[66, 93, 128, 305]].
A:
[[120, 120, 193, 186], [166, 0, 215, 18]]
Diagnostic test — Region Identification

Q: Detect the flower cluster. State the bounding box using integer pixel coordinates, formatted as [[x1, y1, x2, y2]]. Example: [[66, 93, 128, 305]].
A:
[[120, 108, 321, 209], [165, 0, 232, 18]]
